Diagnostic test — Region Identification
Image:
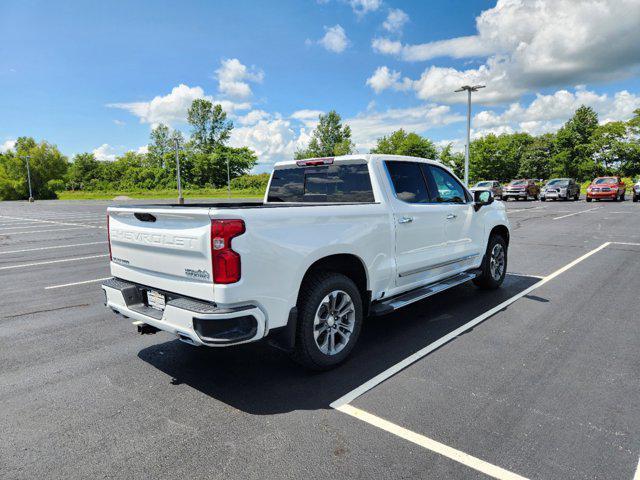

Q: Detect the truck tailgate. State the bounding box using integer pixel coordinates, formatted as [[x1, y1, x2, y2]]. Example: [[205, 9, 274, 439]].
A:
[[107, 206, 215, 302]]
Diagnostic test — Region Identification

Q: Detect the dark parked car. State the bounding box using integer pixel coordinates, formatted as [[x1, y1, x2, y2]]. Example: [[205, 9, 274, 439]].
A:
[[541, 178, 580, 201], [503, 179, 540, 201]]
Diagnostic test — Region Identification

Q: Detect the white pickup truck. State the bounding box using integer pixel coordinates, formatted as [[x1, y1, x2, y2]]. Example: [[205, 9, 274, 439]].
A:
[[103, 155, 510, 369]]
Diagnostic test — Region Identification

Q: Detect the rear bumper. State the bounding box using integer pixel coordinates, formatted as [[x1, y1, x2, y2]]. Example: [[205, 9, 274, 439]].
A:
[[102, 278, 266, 346]]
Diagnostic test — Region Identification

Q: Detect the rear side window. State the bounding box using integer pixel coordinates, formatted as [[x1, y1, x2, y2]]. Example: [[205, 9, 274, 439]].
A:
[[267, 163, 374, 202], [385, 161, 430, 203]]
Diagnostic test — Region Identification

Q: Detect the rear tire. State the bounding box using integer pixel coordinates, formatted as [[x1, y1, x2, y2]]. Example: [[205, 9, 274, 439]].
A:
[[633, 195, 638, 203], [541, 197, 546, 202], [586, 197, 592, 202], [473, 234, 507, 290], [292, 272, 363, 370]]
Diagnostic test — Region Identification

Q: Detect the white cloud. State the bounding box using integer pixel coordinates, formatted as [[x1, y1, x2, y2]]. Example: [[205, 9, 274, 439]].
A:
[[237, 109, 271, 126], [349, 0, 382, 16], [372, 0, 640, 104], [108, 84, 251, 127], [215, 58, 263, 99], [318, 25, 349, 53], [290, 109, 324, 128], [383, 8, 409, 34], [230, 118, 307, 166], [228, 102, 464, 167], [372, 37, 402, 55], [136, 145, 149, 154], [113, 119, 126, 126], [93, 144, 117, 161], [0, 139, 16, 153], [366, 66, 411, 94], [472, 88, 640, 136], [346, 104, 465, 151]]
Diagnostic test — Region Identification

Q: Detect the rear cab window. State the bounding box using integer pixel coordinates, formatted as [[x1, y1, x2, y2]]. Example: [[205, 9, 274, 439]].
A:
[[267, 162, 375, 203]]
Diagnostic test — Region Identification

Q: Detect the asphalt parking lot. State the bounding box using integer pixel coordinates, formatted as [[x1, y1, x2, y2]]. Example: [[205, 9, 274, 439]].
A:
[[1, 197, 639, 480]]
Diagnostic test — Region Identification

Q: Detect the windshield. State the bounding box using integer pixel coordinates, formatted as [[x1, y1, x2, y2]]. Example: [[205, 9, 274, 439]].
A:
[[509, 180, 526, 186], [547, 179, 568, 186], [475, 181, 493, 187], [594, 177, 617, 185]]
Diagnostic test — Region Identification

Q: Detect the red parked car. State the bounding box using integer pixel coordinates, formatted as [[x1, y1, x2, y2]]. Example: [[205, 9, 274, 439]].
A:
[[586, 176, 626, 202]]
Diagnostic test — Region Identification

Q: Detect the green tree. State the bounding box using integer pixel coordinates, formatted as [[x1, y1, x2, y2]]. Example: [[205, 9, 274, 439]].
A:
[[590, 121, 627, 176], [517, 133, 556, 179], [438, 143, 465, 179], [187, 99, 233, 154], [149, 124, 172, 166], [295, 110, 355, 159], [371, 129, 438, 159], [0, 137, 68, 200], [66, 152, 102, 190], [554, 105, 599, 180]]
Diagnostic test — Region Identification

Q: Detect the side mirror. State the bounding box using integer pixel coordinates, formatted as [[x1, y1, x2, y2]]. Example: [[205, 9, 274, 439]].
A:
[[474, 190, 494, 211]]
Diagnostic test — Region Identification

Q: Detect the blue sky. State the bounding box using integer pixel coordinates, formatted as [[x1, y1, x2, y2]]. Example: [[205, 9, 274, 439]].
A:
[[1, 0, 640, 171]]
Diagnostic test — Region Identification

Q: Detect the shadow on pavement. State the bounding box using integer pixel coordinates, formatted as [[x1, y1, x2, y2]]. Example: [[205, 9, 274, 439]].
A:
[[138, 274, 539, 415]]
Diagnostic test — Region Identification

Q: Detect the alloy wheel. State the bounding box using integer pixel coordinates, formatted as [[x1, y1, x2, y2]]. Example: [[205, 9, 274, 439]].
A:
[[313, 290, 355, 356]]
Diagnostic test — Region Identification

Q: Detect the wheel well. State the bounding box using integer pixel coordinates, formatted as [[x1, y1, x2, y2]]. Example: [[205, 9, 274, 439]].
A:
[[298, 254, 369, 306], [490, 225, 510, 246]]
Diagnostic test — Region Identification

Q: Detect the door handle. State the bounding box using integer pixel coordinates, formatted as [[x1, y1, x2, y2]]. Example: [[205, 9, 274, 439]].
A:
[[398, 216, 414, 224], [446, 213, 457, 220]]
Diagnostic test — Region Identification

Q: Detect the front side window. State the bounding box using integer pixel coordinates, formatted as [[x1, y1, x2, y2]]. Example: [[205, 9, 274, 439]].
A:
[[385, 161, 430, 203], [475, 181, 492, 188], [424, 165, 468, 203], [268, 163, 374, 202]]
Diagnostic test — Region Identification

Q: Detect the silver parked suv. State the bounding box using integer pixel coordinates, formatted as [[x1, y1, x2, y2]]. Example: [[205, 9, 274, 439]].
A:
[[541, 178, 580, 201]]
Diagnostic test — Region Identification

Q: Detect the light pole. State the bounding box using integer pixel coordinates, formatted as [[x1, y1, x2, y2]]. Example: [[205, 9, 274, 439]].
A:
[[174, 138, 184, 205], [226, 157, 231, 199], [455, 84, 485, 186], [25, 155, 34, 203]]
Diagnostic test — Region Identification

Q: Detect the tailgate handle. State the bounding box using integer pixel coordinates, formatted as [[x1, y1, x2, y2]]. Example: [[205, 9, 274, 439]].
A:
[[134, 212, 156, 222]]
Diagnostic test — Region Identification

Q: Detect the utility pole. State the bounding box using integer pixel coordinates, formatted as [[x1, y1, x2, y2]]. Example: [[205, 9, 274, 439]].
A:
[[226, 157, 231, 199], [174, 138, 184, 205], [25, 155, 34, 203], [455, 84, 485, 186]]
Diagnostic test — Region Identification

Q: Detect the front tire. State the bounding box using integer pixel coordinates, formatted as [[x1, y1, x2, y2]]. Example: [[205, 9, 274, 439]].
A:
[[473, 234, 507, 290], [586, 197, 592, 202], [292, 272, 363, 370]]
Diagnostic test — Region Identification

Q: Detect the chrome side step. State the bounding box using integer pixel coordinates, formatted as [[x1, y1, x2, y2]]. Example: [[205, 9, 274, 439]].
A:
[[369, 270, 479, 316]]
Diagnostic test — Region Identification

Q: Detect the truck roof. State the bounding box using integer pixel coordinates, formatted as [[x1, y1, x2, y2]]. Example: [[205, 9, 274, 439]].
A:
[[273, 154, 445, 169]]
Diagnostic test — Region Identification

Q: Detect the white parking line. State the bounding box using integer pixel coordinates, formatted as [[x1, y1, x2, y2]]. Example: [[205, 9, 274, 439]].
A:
[[331, 241, 611, 408], [0, 254, 108, 271], [336, 404, 528, 480], [506, 206, 545, 214], [552, 207, 601, 220], [45, 277, 111, 289], [0, 226, 88, 235], [633, 457, 640, 480], [0, 241, 107, 255], [0, 215, 105, 229]]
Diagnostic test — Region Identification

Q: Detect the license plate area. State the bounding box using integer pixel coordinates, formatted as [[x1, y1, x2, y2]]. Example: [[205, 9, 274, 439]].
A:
[[146, 289, 166, 311]]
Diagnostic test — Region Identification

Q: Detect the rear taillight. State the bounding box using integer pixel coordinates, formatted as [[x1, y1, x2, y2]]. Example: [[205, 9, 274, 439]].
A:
[[211, 219, 245, 284], [107, 214, 112, 260]]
